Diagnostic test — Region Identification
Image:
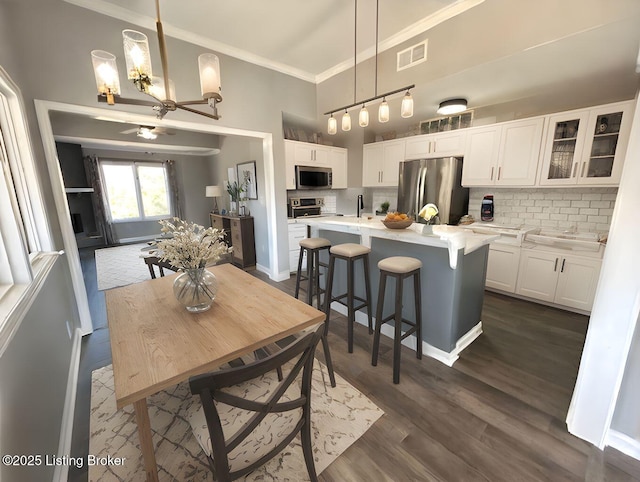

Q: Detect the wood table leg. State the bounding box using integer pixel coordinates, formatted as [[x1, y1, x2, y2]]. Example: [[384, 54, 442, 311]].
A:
[[133, 398, 159, 482]]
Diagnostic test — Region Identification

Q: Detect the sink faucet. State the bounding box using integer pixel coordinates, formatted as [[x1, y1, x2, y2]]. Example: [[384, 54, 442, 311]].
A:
[[357, 194, 364, 218]]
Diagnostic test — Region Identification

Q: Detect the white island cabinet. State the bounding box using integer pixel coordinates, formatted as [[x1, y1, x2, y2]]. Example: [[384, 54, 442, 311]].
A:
[[298, 217, 497, 366]]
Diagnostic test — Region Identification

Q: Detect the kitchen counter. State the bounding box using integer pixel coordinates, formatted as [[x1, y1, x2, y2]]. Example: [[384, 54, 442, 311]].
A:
[[300, 216, 498, 269], [296, 216, 496, 366]]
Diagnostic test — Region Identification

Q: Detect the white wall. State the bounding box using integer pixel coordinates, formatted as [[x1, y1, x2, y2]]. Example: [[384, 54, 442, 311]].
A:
[[611, 317, 640, 441], [567, 94, 640, 450]]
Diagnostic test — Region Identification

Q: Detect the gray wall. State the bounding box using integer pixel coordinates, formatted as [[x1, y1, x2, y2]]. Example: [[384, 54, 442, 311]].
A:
[[213, 135, 270, 267], [82, 148, 218, 242], [0, 256, 79, 481]]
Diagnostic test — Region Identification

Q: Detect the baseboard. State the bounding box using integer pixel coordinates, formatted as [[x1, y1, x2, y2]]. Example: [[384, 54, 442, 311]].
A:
[[606, 429, 640, 461], [53, 326, 83, 481], [330, 302, 482, 367], [271, 268, 292, 282], [117, 234, 158, 244]]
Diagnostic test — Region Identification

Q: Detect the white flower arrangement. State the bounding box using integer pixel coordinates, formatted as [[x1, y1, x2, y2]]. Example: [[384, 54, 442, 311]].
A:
[[156, 217, 230, 270]]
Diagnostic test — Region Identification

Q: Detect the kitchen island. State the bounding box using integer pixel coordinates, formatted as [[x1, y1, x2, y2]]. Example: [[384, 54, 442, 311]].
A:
[[301, 216, 498, 366]]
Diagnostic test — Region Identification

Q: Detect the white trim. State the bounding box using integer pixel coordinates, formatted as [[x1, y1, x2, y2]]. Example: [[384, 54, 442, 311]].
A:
[[53, 326, 82, 482], [606, 430, 640, 461], [62, 0, 316, 83], [54, 135, 221, 156], [0, 67, 53, 252], [272, 269, 292, 283], [35, 102, 94, 336], [315, 0, 485, 83], [63, 0, 483, 85], [0, 252, 61, 357], [330, 302, 482, 367], [34, 100, 283, 291]]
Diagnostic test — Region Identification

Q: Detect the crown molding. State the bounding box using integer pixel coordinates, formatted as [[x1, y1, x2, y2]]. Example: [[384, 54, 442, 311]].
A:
[[65, 0, 484, 85], [63, 0, 316, 83]]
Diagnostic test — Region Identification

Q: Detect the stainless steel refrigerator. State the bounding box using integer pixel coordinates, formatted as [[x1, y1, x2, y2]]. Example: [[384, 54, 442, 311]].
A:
[[397, 157, 469, 225]]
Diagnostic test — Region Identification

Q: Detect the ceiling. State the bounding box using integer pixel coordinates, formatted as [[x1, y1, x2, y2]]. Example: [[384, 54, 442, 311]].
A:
[[64, 0, 481, 82], [56, 0, 640, 146]]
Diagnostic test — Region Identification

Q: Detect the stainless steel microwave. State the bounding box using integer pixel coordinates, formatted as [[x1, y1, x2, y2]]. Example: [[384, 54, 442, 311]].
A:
[[295, 165, 332, 190]]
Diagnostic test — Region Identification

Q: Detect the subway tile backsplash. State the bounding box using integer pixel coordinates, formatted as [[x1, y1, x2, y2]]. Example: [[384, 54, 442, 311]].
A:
[[469, 187, 617, 234]]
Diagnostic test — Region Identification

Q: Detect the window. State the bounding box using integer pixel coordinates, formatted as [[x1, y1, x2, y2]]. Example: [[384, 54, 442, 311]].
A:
[[1, 66, 53, 352], [100, 161, 171, 221]]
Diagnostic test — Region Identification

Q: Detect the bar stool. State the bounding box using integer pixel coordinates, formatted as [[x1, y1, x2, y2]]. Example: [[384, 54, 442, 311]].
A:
[[371, 256, 423, 384], [324, 243, 373, 354], [294, 237, 331, 310]]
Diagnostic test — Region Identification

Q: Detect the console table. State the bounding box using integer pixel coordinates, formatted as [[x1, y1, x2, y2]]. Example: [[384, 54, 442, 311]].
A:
[[210, 214, 256, 269]]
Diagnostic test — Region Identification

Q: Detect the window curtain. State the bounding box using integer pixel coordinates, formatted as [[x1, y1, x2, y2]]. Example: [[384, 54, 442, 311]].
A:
[[165, 159, 183, 219], [84, 155, 116, 245]]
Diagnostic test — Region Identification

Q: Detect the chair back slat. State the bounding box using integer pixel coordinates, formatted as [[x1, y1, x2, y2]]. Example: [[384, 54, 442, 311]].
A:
[[189, 324, 323, 481]]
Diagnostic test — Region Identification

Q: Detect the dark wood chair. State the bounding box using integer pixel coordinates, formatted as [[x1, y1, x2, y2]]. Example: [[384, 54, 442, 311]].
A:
[[143, 255, 178, 279], [188, 324, 323, 481]]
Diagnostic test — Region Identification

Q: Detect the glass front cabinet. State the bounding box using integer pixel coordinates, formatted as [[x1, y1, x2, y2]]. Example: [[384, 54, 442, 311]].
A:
[[539, 101, 633, 186]]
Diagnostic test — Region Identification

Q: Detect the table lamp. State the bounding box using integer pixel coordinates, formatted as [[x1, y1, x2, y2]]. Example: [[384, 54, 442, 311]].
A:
[[205, 185, 222, 214]]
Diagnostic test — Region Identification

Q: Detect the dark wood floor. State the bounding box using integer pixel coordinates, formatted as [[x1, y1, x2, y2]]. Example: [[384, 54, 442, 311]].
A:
[[69, 248, 640, 481]]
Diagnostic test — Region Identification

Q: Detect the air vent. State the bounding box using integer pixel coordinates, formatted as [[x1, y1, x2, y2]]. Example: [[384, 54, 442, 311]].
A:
[[397, 40, 428, 71]]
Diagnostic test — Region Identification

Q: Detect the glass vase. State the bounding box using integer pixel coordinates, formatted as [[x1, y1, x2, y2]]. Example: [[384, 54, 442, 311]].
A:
[[173, 268, 218, 313]]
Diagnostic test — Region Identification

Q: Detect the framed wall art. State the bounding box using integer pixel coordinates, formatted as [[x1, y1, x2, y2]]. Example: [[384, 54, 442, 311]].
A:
[[237, 160, 258, 200]]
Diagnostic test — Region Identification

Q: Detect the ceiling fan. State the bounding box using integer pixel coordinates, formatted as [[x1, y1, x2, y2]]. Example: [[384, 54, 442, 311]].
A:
[[120, 125, 175, 140]]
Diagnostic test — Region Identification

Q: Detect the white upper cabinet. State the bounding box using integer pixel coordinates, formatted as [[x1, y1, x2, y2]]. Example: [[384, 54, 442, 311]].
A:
[[538, 101, 633, 186], [462, 118, 543, 187], [404, 130, 466, 159], [362, 139, 405, 187], [328, 147, 348, 189], [285, 140, 347, 190], [496, 117, 544, 186], [461, 125, 502, 186]]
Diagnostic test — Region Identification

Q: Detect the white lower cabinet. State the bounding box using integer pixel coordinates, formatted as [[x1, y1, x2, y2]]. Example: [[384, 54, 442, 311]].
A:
[[288, 223, 307, 272], [515, 248, 601, 311], [486, 244, 521, 293]]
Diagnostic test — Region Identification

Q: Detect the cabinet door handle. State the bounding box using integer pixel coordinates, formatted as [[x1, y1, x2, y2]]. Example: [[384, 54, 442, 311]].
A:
[[380, 171, 384, 183], [433, 141, 436, 153], [571, 163, 578, 178], [554, 258, 558, 271], [581, 162, 586, 177], [490, 167, 494, 181], [561, 259, 566, 273], [498, 167, 502, 180]]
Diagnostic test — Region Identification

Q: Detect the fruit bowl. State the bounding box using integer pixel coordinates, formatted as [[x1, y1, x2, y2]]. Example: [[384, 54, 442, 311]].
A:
[[381, 218, 413, 229]]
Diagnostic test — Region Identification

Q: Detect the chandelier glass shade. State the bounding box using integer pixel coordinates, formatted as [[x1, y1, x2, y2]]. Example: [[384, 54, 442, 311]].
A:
[[327, 114, 338, 135], [342, 111, 352, 131], [90, 0, 223, 120], [401, 91, 414, 118]]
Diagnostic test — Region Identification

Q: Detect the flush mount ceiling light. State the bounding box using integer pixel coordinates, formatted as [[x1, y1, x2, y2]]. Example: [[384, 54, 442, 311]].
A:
[[325, 0, 414, 134], [90, 0, 222, 120], [437, 98, 468, 115]]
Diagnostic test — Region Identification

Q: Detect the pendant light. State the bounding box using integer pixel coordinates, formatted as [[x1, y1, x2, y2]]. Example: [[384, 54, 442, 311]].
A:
[[328, 114, 337, 135], [324, 0, 414, 131], [359, 105, 369, 127], [378, 98, 389, 123], [401, 91, 414, 118], [342, 110, 352, 131]]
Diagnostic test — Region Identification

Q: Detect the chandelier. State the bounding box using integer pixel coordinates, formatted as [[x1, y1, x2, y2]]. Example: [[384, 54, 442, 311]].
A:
[[90, 0, 222, 120], [325, 0, 414, 134]]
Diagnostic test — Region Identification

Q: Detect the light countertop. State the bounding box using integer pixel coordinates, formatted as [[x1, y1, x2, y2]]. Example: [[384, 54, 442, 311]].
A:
[[298, 216, 498, 269]]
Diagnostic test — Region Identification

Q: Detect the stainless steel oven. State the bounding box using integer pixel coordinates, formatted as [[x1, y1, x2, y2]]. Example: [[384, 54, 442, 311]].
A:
[[288, 197, 323, 218]]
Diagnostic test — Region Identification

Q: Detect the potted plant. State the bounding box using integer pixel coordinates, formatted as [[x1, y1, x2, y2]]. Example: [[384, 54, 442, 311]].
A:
[[225, 179, 247, 215], [376, 201, 390, 215]]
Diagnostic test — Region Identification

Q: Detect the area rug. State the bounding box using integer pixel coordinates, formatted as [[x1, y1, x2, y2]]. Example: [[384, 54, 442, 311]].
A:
[[90, 363, 383, 481], [94, 243, 153, 291]]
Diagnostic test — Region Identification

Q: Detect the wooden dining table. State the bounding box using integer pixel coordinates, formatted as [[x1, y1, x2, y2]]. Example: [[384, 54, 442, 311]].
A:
[[105, 263, 325, 482]]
